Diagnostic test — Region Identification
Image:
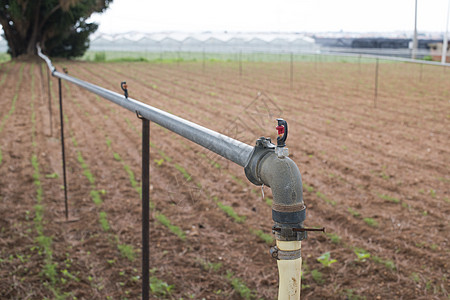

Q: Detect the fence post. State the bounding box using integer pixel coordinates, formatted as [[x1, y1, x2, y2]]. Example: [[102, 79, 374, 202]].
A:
[[374, 58, 379, 108], [58, 78, 69, 220], [139, 115, 150, 300]]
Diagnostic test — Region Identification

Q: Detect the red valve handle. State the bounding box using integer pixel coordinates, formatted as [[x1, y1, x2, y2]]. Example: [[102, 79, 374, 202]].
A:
[[276, 124, 285, 136]]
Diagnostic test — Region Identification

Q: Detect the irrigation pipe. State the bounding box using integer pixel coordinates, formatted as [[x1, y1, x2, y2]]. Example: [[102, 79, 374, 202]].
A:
[[37, 44, 317, 300]]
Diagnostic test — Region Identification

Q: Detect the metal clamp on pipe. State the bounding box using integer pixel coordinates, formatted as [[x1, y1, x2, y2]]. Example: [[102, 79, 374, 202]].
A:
[[270, 246, 302, 260]]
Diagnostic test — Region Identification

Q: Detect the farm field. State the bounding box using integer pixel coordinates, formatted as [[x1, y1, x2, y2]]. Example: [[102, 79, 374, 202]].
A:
[[0, 58, 449, 299]]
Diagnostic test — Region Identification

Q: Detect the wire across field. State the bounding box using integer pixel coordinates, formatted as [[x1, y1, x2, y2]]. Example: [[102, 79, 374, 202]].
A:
[[0, 59, 448, 299]]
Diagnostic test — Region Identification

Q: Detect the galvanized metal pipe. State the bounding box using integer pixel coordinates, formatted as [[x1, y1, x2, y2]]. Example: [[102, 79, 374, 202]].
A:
[[37, 46, 253, 167]]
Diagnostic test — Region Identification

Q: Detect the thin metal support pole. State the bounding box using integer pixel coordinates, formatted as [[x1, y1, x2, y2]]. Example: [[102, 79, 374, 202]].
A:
[[202, 49, 205, 72], [290, 52, 294, 89], [420, 63, 423, 81], [58, 78, 69, 219], [47, 66, 53, 136], [314, 53, 317, 71], [374, 58, 379, 108], [358, 54, 361, 73], [139, 115, 150, 300], [239, 50, 242, 77]]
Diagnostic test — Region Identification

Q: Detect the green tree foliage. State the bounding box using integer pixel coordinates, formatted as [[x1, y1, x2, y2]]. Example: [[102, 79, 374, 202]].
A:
[[0, 0, 112, 58]]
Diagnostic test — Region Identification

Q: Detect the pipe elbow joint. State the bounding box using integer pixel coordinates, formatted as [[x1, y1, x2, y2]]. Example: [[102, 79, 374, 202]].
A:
[[245, 137, 306, 241]]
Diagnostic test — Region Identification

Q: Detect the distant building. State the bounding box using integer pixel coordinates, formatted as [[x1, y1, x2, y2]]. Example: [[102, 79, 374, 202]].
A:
[[428, 42, 450, 62]]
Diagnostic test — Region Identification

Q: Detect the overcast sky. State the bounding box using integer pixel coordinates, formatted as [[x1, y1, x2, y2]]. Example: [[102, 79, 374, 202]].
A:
[[88, 0, 450, 34]]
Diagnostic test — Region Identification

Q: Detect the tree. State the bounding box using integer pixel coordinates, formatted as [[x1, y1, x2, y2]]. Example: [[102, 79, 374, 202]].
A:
[[0, 0, 112, 58]]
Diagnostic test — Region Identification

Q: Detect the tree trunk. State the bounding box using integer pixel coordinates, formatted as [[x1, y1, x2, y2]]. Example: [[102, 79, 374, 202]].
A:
[[0, 23, 26, 57], [25, 0, 42, 56]]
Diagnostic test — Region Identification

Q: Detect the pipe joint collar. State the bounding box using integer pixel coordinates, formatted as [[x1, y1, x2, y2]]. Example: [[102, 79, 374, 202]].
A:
[[244, 137, 275, 185]]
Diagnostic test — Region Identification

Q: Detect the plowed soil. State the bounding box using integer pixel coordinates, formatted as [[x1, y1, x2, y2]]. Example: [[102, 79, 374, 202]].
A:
[[0, 58, 449, 299]]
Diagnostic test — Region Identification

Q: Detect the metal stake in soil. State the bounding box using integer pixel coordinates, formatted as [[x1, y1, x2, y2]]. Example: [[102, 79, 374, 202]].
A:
[[47, 66, 53, 136], [420, 63, 423, 81], [374, 58, 379, 108], [139, 114, 150, 300], [290, 52, 294, 89], [239, 50, 242, 77], [202, 49, 205, 72], [58, 78, 69, 220]]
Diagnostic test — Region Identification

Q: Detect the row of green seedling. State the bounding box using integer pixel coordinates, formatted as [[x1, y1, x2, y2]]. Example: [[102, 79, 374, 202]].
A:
[[0, 63, 24, 165], [62, 81, 138, 264], [29, 64, 71, 298]]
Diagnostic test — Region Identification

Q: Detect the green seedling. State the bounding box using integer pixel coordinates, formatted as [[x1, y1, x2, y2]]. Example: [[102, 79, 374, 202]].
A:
[[372, 256, 396, 271], [429, 189, 436, 198], [226, 271, 255, 300], [230, 174, 246, 188], [154, 158, 164, 166], [311, 269, 324, 284], [264, 197, 273, 206], [99, 211, 110, 231], [113, 152, 122, 161], [45, 173, 59, 179], [411, 272, 420, 282], [118, 244, 136, 261], [251, 229, 274, 245], [197, 258, 222, 272], [317, 252, 337, 267], [347, 207, 360, 217], [61, 269, 80, 282], [316, 191, 336, 206], [354, 248, 370, 262], [123, 164, 141, 197], [363, 217, 378, 227], [379, 172, 390, 180], [174, 164, 192, 181], [77, 151, 95, 185], [155, 213, 186, 240], [90, 190, 103, 205], [327, 233, 341, 244], [150, 277, 174, 296], [217, 202, 246, 223], [157, 150, 172, 162], [378, 193, 399, 203], [344, 289, 366, 300], [302, 183, 314, 193]]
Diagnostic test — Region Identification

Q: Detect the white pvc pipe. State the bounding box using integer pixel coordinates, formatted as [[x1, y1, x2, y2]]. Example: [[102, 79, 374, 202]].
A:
[[277, 241, 302, 300]]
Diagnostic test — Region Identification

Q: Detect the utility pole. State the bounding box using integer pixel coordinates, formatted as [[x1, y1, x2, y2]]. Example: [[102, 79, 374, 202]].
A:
[[412, 0, 418, 59], [442, 0, 450, 64]]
